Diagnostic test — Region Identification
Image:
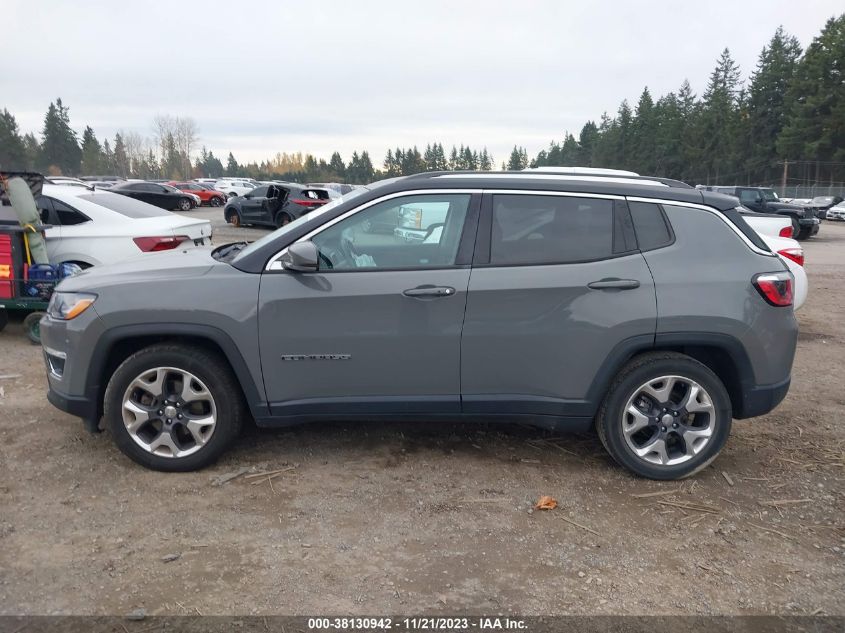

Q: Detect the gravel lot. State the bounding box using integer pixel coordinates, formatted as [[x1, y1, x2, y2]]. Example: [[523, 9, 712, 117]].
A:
[[0, 213, 843, 616]]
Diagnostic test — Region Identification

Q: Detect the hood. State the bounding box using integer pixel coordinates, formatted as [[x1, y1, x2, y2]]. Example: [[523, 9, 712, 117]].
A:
[[56, 247, 219, 292], [766, 201, 806, 212]]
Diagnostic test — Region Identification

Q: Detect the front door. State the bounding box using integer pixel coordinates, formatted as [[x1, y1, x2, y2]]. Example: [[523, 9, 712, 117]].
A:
[[461, 192, 657, 417], [241, 185, 269, 224], [258, 191, 480, 417]]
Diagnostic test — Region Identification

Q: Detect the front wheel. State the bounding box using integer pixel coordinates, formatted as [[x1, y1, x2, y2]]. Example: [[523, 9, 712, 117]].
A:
[[596, 352, 732, 480], [796, 226, 812, 240], [210, 196, 223, 207], [23, 311, 45, 344], [103, 344, 245, 471], [178, 198, 192, 212]]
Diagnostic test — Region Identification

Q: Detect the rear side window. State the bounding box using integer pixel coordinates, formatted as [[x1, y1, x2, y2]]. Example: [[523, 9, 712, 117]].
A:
[[629, 202, 673, 250], [490, 194, 615, 265]]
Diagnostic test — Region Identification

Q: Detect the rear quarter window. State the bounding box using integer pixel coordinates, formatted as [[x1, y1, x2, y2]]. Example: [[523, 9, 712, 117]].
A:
[[628, 201, 673, 251]]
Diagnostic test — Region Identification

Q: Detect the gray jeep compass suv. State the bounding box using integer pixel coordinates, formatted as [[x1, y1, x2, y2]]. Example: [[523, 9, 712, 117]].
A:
[[40, 172, 798, 479]]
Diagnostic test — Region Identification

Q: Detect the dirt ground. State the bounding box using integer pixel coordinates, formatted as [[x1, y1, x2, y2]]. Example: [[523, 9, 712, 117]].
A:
[[0, 217, 843, 617]]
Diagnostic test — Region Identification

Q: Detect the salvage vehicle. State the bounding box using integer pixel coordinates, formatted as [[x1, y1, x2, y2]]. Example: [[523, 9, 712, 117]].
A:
[[167, 181, 227, 207], [223, 183, 330, 228], [703, 186, 818, 240], [0, 184, 212, 268], [41, 171, 797, 479], [808, 195, 843, 218], [109, 181, 196, 212], [826, 202, 845, 221]]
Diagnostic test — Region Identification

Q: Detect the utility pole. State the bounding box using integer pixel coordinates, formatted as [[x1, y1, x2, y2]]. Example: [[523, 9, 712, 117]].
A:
[[781, 160, 788, 196]]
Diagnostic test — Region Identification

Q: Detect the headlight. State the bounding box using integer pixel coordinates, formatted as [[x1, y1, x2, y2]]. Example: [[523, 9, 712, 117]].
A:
[[47, 292, 97, 320]]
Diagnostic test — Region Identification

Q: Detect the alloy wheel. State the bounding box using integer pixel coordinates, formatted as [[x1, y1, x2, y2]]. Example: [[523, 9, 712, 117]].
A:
[[621, 375, 716, 466], [121, 367, 217, 458]]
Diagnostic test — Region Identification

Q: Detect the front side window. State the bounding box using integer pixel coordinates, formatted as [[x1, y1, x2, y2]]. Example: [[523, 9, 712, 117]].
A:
[[250, 186, 269, 198], [490, 194, 614, 265], [311, 194, 471, 271]]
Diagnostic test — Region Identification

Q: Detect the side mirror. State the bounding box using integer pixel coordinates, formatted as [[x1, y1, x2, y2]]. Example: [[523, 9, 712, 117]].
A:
[[280, 241, 319, 272]]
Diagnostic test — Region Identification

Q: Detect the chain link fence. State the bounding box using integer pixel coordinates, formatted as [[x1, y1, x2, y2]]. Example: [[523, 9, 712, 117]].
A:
[[773, 184, 845, 200]]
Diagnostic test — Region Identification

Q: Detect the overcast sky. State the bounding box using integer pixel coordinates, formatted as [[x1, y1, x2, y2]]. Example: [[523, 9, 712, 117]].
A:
[[2, 0, 841, 167]]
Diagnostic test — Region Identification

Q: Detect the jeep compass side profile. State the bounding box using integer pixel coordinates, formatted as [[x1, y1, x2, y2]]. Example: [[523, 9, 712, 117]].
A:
[[41, 172, 798, 479]]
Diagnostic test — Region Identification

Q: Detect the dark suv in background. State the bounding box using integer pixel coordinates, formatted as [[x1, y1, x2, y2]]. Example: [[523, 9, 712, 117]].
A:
[[223, 183, 331, 228], [702, 186, 818, 239], [41, 172, 798, 480]]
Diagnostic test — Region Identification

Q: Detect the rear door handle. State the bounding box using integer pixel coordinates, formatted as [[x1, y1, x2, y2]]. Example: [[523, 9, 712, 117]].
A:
[[403, 285, 456, 298], [587, 278, 640, 290]]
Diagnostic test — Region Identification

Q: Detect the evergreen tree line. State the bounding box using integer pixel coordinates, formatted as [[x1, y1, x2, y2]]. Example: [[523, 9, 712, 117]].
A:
[[1, 14, 842, 186]]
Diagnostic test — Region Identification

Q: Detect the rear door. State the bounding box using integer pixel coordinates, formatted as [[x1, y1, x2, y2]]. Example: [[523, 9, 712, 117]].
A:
[[258, 191, 480, 416], [461, 191, 657, 418]]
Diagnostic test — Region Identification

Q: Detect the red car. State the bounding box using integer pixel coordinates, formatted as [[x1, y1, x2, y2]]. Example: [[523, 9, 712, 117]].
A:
[[167, 182, 227, 207]]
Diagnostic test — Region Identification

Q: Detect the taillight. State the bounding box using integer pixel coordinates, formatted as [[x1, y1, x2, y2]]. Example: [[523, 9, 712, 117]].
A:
[[133, 235, 189, 252], [778, 248, 804, 267], [290, 198, 327, 208], [778, 226, 794, 238], [753, 271, 793, 307]]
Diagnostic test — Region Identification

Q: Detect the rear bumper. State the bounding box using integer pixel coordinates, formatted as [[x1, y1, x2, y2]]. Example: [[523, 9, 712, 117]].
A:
[[735, 376, 791, 419]]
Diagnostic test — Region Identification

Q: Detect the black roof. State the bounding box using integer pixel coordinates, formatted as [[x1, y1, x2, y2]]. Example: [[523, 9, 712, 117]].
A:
[[368, 171, 739, 211]]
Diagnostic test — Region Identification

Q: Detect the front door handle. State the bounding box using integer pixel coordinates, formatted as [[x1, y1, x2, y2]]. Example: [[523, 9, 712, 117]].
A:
[[403, 285, 456, 298], [587, 278, 640, 290]]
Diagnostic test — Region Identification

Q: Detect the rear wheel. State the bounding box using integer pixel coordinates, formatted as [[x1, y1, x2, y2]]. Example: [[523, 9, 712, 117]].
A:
[[275, 212, 293, 228], [103, 344, 244, 471], [796, 226, 812, 240], [596, 352, 732, 480], [178, 197, 192, 212]]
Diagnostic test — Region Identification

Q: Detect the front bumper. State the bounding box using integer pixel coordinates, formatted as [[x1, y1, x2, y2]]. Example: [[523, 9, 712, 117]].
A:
[[798, 217, 820, 235], [46, 386, 100, 432]]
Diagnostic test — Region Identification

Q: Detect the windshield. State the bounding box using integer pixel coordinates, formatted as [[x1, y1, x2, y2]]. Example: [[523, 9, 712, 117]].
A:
[[761, 189, 779, 202], [231, 187, 370, 263]]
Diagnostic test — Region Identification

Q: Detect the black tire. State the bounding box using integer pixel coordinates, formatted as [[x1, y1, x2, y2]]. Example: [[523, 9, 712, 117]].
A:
[[275, 212, 293, 228], [103, 344, 245, 471], [210, 196, 223, 207], [790, 217, 800, 239], [178, 198, 192, 212], [0, 309, 8, 332], [23, 311, 45, 344], [595, 351, 732, 480], [796, 226, 812, 241]]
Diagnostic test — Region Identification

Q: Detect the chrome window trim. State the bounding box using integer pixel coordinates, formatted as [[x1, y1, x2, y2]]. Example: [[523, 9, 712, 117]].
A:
[[266, 189, 481, 270], [627, 196, 774, 257]]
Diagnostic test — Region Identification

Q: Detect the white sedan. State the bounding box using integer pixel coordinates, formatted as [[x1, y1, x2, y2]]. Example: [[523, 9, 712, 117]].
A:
[[29, 185, 212, 268]]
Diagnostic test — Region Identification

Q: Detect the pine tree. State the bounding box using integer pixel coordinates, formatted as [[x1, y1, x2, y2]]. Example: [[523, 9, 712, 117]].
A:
[[39, 98, 82, 174], [779, 14, 845, 182], [113, 133, 129, 177], [699, 49, 742, 182], [329, 151, 346, 179], [631, 88, 656, 173], [226, 152, 239, 176], [746, 27, 802, 183], [0, 109, 27, 169], [80, 126, 103, 175]]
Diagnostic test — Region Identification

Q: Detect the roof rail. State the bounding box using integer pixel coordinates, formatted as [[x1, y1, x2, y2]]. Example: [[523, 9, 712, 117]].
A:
[[402, 170, 693, 189]]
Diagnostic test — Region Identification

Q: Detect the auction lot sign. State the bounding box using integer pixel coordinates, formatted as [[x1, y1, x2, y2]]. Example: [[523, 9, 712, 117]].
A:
[[0, 617, 842, 632]]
